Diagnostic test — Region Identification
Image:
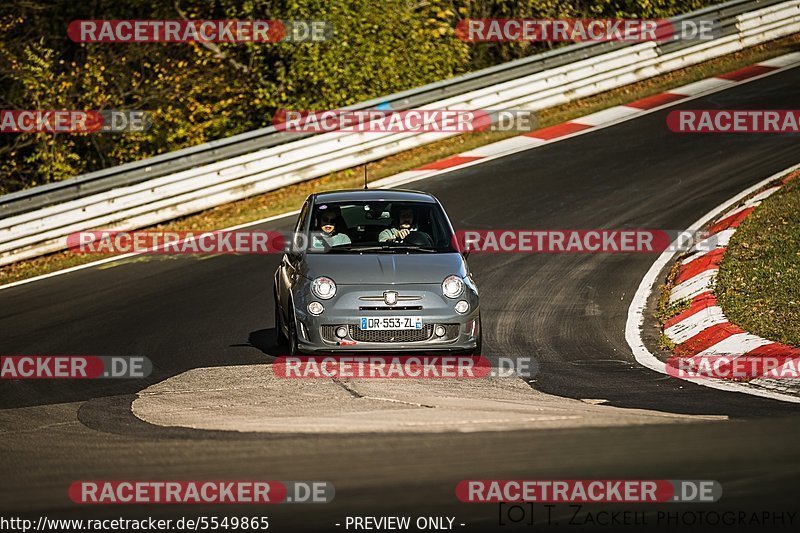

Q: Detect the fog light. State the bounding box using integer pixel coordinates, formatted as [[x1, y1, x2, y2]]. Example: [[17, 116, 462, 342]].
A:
[[455, 300, 469, 314], [434, 325, 447, 337], [335, 326, 348, 338], [307, 301, 324, 315]]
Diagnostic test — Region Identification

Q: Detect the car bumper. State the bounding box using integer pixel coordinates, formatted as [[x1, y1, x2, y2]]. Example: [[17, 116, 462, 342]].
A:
[[291, 283, 480, 354]]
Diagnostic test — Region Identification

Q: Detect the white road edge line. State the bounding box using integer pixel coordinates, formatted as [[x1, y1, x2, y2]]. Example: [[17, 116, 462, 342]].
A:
[[0, 211, 300, 291], [2, 56, 799, 293], [625, 162, 800, 405], [366, 59, 800, 190]]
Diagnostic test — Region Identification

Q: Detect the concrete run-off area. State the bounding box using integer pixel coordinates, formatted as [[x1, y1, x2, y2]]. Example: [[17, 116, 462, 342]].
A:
[[132, 364, 724, 434]]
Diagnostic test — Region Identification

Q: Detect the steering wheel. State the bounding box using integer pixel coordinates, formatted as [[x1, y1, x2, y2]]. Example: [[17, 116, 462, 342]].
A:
[[400, 230, 434, 247]]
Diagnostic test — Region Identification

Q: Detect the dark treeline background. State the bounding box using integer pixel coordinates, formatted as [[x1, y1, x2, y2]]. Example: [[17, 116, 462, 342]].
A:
[[0, 0, 711, 194]]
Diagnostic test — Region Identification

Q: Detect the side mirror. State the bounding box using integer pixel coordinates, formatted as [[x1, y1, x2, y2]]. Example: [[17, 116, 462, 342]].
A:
[[289, 232, 309, 256], [288, 250, 302, 264]]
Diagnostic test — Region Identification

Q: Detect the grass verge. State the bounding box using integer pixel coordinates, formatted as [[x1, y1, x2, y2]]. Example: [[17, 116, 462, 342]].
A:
[[716, 176, 800, 347], [2, 34, 799, 286], [655, 259, 691, 351]]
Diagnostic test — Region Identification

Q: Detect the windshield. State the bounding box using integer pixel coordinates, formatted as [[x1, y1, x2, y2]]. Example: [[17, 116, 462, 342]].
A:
[[306, 200, 457, 253]]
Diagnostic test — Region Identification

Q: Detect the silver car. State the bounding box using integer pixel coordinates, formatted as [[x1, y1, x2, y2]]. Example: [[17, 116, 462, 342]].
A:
[[274, 189, 481, 355]]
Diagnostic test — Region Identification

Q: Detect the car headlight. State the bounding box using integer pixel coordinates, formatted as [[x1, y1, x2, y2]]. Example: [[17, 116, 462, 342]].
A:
[[442, 275, 464, 298], [311, 276, 336, 299]]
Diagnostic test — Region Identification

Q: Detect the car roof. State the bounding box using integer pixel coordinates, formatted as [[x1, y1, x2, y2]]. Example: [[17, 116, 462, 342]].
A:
[[313, 189, 437, 204]]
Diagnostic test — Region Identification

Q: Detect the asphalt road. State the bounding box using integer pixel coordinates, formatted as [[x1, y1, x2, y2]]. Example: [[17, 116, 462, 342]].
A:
[[1, 66, 799, 531]]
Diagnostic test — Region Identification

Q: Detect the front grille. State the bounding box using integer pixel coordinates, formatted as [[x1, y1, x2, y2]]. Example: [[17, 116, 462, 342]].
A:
[[350, 324, 433, 343], [321, 325, 339, 342], [358, 306, 423, 311], [321, 324, 460, 343], [358, 295, 423, 302], [442, 324, 460, 340]]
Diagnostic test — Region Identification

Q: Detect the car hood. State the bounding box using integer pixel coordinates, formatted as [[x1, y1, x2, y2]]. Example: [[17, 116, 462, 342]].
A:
[[302, 253, 466, 285]]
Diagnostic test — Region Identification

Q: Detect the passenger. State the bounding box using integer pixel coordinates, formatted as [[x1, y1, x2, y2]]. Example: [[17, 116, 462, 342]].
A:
[[312, 206, 351, 248], [379, 205, 417, 242]]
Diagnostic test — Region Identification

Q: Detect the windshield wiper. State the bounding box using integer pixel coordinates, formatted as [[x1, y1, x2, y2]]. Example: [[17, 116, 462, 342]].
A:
[[326, 244, 438, 253], [389, 244, 438, 252], [327, 245, 394, 253]]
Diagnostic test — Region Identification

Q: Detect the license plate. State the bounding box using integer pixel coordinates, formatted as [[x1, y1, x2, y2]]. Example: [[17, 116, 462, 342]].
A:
[[360, 316, 423, 330]]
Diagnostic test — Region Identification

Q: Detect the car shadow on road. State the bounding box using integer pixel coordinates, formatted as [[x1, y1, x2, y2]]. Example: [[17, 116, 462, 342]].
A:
[[0, 328, 281, 410], [231, 328, 281, 360]]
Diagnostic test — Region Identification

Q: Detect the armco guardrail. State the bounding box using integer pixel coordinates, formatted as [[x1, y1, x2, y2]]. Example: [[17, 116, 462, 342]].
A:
[[0, 0, 774, 218], [1, 0, 798, 266]]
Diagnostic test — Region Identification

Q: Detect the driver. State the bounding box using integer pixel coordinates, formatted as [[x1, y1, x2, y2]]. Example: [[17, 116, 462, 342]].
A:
[[379, 205, 417, 242], [311, 205, 351, 248]]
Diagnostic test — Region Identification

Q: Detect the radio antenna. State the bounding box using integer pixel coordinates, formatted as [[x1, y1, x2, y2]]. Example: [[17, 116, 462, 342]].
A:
[[363, 163, 369, 190]]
